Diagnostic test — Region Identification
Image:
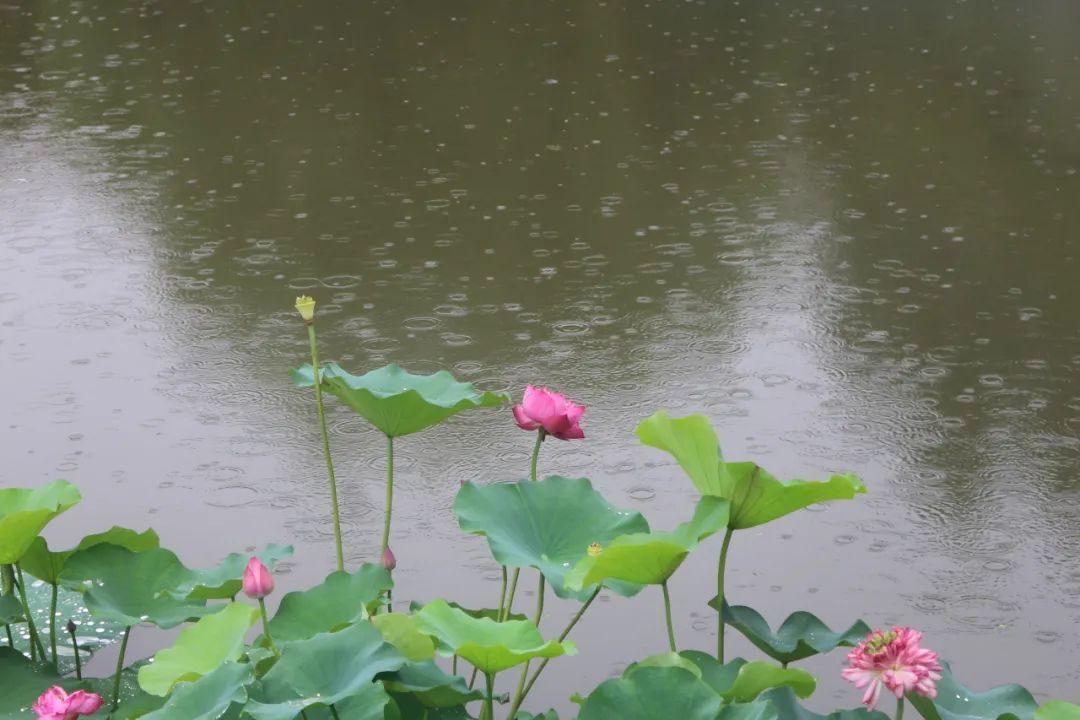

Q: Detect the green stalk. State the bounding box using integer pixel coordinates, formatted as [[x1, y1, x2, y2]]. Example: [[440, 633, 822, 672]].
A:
[[1, 565, 13, 649], [48, 583, 58, 668], [716, 527, 734, 662], [306, 323, 345, 573], [382, 434, 395, 558], [14, 565, 45, 661], [258, 598, 279, 656], [329, 705, 341, 720], [513, 586, 601, 713], [529, 430, 544, 482], [67, 623, 82, 680], [452, 654, 458, 675], [896, 698, 905, 720], [662, 582, 677, 652], [483, 673, 495, 720], [3, 625, 12, 649], [508, 574, 546, 716], [111, 626, 132, 710], [501, 569, 520, 622], [497, 566, 508, 619]]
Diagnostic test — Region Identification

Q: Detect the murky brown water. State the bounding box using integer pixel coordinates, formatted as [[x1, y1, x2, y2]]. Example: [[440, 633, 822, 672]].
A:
[[2, 0, 1078, 709]]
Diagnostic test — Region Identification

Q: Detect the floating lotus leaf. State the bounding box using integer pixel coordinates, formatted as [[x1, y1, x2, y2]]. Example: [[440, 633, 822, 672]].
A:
[[681, 652, 816, 703], [761, 688, 891, 720], [0, 480, 81, 564], [292, 363, 508, 437], [59, 545, 217, 629], [565, 496, 729, 590], [178, 544, 293, 600], [454, 476, 651, 600], [371, 612, 436, 662], [712, 602, 870, 665], [577, 666, 724, 720], [138, 603, 259, 696], [267, 564, 392, 643], [383, 660, 483, 708], [242, 621, 406, 720], [140, 661, 253, 720], [636, 413, 865, 528], [415, 599, 575, 675], [21, 526, 160, 585], [0, 595, 23, 624], [907, 663, 1037, 720], [1035, 703, 1080, 720]]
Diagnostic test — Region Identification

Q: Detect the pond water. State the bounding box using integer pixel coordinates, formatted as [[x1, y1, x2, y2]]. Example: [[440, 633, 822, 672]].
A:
[[1, 0, 1078, 710]]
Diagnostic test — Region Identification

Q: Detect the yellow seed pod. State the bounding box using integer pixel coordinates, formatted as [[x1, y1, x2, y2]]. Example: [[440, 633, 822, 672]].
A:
[[294, 295, 316, 322]]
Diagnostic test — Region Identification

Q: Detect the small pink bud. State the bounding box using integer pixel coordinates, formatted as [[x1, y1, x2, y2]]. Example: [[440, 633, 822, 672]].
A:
[[381, 545, 397, 571], [512, 385, 585, 441], [242, 557, 274, 599]]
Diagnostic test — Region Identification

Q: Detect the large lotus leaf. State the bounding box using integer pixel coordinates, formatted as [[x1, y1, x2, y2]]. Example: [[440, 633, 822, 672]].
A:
[[21, 527, 160, 585], [636, 413, 865, 528], [577, 666, 724, 720], [138, 603, 259, 696], [60, 545, 217, 629], [110, 691, 168, 719], [681, 652, 816, 702], [713, 602, 870, 665], [0, 480, 81, 564], [626, 651, 704, 679], [383, 660, 483, 707], [371, 612, 436, 662], [907, 663, 1037, 720], [1036, 704, 1080, 720], [0, 595, 23, 624], [299, 683, 398, 720], [140, 661, 254, 720], [454, 476, 651, 600], [292, 363, 508, 437], [415, 599, 574, 675], [517, 713, 560, 720], [243, 621, 406, 720], [391, 694, 475, 720], [761, 687, 891, 720], [0, 646, 67, 718], [565, 496, 729, 589], [408, 600, 526, 623], [178, 545, 293, 600], [268, 564, 392, 642]]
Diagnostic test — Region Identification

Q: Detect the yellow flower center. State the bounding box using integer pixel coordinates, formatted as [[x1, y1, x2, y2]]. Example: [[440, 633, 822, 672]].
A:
[[587, 542, 603, 557]]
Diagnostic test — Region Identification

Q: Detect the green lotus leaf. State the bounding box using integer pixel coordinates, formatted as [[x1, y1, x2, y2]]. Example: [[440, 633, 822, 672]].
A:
[[626, 651, 703, 679], [243, 621, 406, 720], [267, 564, 392, 643], [110, 691, 168, 719], [712, 602, 870, 665], [415, 599, 575, 675], [140, 661, 254, 720], [565, 496, 729, 589], [718, 703, 783, 720], [0, 480, 82, 564], [292, 362, 509, 437], [138, 603, 259, 696], [636, 413, 865, 528], [0, 646, 66, 718], [383, 660, 483, 707], [517, 713, 560, 720], [0, 595, 23, 624], [577, 666, 724, 720], [761, 687, 891, 720], [454, 476, 651, 600], [371, 612, 436, 662], [21, 526, 160, 585], [391, 693, 475, 720], [907, 663, 1037, 720], [1035, 703, 1080, 720], [408, 600, 526, 623], [178, 544, 293, 600], [681, 652, 816, 702], [59, 545, 217, 629], [298, 683, 398, 720]]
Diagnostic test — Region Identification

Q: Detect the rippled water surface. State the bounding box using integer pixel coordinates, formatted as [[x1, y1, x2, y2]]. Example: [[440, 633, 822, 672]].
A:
[[2, 0, 1078, 708]]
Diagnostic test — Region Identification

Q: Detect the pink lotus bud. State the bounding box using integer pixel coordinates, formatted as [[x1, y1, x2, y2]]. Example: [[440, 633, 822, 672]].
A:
[[242, 557, 274, 599], [32, 686, 103, 718], [381, 545, 397, 571], [511, 385, 585, 441]]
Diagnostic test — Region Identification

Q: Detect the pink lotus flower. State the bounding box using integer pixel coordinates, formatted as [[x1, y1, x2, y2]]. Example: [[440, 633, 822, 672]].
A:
[[842, 627, 942, 710], [381, 545, 397, 571], [32, 686, 103, 719], [512, 385, 585, 440], [242, 557, 274, 599]]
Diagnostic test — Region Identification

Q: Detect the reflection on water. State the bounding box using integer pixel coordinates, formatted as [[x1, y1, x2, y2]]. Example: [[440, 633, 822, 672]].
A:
[[1, 0, 1078, 707]]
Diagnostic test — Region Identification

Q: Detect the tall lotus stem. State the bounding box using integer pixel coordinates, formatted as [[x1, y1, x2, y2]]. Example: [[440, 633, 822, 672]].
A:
[[381, 435, 394, 562], [112, 626, 131, 710], [502, 430, 545, 623], [258, 598, 279, 656], [896, 698, 905, 720], [483, 673, 495, 720], [662, 581, 677, 652], [2, 564, 14, 650], [48, 583, 58, 667], [14, 565, 45, 661], [509, 574, 546, 716], [716, 527, 734, 661], [297, 295, 345, 573], [66, 620, 82, 680]]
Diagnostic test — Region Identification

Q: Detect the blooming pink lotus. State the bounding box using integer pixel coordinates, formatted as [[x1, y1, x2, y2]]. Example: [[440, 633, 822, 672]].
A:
[[242, 557, 274, 599], [32, 686, 103, 719], [512, 385, 585, 440], [842, 627, 942, 710]]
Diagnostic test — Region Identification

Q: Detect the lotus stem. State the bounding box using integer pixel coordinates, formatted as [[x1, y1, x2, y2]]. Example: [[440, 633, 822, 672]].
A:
[[112, 626, 131, 710], [662, 581, 677, 652], [513, 586, 601, 714], [381, 434, 395, 577], [716, 527, 734, 661], [452, 654, 458, 675], [508, 573, 547, 718], [501, 568, 520, 622], [14, 565, 46, 661], [48, 583, 58, 668], [896, 698, 905, 720], [498, 566, 508, 618], [529, 430, 544, 482], [258, 598, 279, 656], [483, 673, 495, 720], [329, 705, 342, 720], [1, 565, 13, 650], [67, 622, 82, 680], [306, 323, 345, 573], [3, 625, 12, 649]]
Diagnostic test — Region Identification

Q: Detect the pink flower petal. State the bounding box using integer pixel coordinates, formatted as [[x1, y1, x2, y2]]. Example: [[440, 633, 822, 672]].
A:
[[512, 405, 540, 431]]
